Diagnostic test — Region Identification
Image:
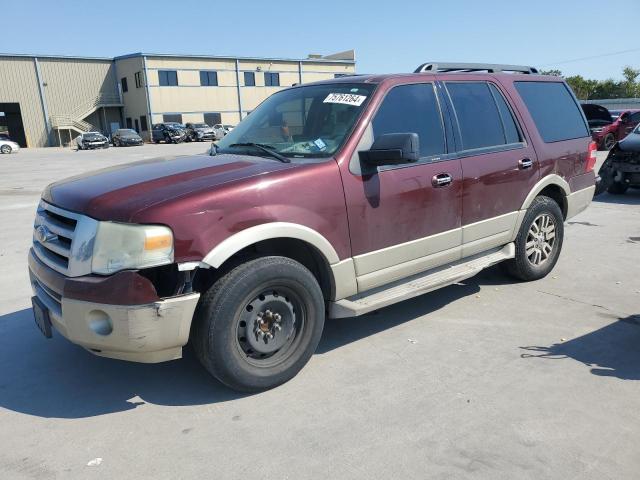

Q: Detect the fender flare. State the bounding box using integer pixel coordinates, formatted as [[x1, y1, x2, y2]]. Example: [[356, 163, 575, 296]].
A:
[[201, 222, 341, 269], [520, 174, 570, 210]]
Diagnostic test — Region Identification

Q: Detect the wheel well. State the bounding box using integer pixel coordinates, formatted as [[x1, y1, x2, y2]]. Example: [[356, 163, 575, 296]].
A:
[[193, 238, 333, 301], [538, 184, 567, 219]]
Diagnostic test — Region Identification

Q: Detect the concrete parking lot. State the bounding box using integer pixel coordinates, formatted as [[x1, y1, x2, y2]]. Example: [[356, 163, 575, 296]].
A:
[[0, 145, 638, 479]]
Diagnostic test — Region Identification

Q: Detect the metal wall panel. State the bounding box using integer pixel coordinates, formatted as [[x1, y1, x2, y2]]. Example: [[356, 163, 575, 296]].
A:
[[39, 58, 118, 116], [0, 57, 47, 147]]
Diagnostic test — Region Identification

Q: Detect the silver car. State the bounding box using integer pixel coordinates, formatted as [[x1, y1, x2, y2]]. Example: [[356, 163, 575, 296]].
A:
[[0, 138, 20, 154]]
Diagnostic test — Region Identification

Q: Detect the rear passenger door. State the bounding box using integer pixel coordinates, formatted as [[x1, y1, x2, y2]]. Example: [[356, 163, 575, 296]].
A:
[[443, 81, 538, 257]]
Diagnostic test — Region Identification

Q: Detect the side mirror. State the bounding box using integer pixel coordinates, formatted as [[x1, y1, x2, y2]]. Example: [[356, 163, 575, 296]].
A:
[[359, 133, 420, 166]]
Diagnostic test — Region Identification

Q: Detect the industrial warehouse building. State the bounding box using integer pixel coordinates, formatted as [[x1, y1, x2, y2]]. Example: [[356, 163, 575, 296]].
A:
[[0, 50, 356, 147]]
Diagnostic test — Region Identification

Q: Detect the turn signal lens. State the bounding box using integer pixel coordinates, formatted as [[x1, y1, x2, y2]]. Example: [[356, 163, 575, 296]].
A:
[[144, 233, 173, 251]]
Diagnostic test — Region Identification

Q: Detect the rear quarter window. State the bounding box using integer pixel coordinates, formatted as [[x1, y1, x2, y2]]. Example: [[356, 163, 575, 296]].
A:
[[515, 81, 589, 143]]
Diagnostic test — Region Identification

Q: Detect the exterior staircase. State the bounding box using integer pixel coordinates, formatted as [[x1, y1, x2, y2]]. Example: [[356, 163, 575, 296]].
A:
[[50, 92, 123, 135]]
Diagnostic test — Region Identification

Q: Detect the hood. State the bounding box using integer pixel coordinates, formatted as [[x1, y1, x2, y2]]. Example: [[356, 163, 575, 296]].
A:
[[43, 153, 297, 222], [617, 132, 640, 152], [581, 104, 613, 126]]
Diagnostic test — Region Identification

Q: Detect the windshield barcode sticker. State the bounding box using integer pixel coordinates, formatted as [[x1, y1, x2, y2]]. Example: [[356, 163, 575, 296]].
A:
[[323, 93, 367, 106]]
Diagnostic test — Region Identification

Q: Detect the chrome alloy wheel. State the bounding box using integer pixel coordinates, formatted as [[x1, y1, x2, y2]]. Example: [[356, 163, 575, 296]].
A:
[[526, 213, 557, 266]]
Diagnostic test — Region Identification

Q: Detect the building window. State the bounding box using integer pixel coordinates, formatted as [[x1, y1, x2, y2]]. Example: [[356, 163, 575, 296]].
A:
[[126, 117, 132, 129], [158, 70, 178, 86], [334, 73, 351, 78], [163, 114, 183, 123], [204, 112, 222, 126], [264, 72, 280, 86], [134, 71, 143, 88], [121, 77, 128, 93], [200, 71, 218, 86], [244, 72, 255, 86], [140, 115, 148, 132], [134, 118, 140, 132]]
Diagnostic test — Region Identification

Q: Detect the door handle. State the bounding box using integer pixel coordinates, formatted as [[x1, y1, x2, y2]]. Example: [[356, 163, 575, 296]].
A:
[[432, 173, 453, 187], [519, 158, 533, 169]]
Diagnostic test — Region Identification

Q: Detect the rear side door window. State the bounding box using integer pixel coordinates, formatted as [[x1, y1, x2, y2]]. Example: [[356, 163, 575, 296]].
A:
[[514, 81, 589, 142], [445, 82, 520, 151], [371, 83, 446, 159]]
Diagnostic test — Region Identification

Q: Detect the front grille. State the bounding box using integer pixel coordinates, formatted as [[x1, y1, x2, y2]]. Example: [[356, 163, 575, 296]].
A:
[[32, 201, 98, 277]]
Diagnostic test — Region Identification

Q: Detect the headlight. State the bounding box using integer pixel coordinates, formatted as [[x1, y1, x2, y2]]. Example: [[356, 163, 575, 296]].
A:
[[591, 127, 604, 133], [92, 223, 174, 274]]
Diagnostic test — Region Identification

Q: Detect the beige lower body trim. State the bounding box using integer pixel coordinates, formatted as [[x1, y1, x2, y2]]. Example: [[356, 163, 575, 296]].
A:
[[566, 185, 595, 220], [347, 211, 520, 293], [56, 293, 200, 363], [330, 259, 358, 300]]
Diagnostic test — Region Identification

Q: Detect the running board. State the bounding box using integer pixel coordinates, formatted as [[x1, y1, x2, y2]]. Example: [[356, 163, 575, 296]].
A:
[[329, 243, 515, 318]]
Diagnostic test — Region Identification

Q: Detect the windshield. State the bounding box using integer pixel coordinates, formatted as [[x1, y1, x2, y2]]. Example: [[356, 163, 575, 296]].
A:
[[118, 129, 138, 135], [84, 133, 103, 140], [217, 83, 375, 158], [194, 123, 209, 128], [165, 122, 184, 128]]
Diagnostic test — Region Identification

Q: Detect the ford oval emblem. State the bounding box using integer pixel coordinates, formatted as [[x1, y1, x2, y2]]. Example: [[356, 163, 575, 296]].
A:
[[36, 225, 57, 244]]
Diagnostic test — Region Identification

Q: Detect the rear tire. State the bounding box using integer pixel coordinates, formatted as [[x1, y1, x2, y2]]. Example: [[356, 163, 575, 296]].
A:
[[0, 144, 11, 154], [192, 256, 325, 392], [502, 195, 564, 281]]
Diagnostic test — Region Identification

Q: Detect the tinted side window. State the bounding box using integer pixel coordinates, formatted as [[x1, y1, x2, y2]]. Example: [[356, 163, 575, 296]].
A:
[[489, 84, 521, 144], [372, 83, 445, 158], [514, 81, 589, 142], [446, 82, 505, 150]]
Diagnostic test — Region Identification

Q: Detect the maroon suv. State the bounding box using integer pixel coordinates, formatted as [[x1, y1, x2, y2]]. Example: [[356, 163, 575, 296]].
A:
[[28, 62, 597, 391]]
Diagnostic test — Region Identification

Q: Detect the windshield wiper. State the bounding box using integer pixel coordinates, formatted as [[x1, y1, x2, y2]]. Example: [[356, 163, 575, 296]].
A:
[[228, 143, 291, 163]]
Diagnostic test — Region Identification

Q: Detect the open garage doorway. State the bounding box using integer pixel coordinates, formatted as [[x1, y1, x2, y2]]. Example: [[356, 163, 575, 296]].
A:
[[0, 103, 27, 147]]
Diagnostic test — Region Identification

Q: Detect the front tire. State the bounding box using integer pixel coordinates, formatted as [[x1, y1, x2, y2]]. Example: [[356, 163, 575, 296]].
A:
[[192, 256, 325, 392], [502, 196, 564, 281]]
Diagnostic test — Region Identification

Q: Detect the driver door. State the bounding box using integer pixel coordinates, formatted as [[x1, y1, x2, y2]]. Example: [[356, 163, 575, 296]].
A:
[[342, 82, 463, 292]]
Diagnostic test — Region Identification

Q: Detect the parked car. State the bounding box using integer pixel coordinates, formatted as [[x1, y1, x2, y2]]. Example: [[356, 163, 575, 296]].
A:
[[581, 104, 640, 150], [112, 128, 143, 147], [28, 63, 596, 392], [75, 132, 109, 150], [184, 122, 216, 142], [212, 124, 234, 140], [596, 122, 640, 195], [152, 123, 186, 143], [0, 137, 20, 154]]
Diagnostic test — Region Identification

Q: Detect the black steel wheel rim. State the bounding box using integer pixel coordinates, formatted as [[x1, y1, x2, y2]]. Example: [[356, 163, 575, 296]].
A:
[[234, 286, 305, 367]]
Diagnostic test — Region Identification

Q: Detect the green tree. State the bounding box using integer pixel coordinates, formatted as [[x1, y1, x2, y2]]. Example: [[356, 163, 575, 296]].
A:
[[539, 69, 563, 77], [622, 66, 640, 97]]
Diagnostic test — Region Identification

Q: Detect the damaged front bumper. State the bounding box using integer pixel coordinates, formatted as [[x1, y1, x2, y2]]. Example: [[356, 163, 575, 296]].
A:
[[28, 248, 200, 363]]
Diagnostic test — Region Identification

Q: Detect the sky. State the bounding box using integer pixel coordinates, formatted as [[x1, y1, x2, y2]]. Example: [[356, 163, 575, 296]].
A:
[[2, 0, 639, 81]]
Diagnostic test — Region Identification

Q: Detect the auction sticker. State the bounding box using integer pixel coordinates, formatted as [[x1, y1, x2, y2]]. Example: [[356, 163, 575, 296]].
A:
[[323, 93, 367, 106]]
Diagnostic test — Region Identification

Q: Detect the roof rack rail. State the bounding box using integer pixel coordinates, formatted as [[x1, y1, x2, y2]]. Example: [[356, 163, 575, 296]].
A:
[[414, 62, 539, 74]]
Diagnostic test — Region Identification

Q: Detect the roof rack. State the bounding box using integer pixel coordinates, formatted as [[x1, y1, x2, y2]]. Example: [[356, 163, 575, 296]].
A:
[[414, 62, 539, 74]]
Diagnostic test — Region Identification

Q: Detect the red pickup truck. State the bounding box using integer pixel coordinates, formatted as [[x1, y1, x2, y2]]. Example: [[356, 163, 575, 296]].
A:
[[29, 62, 597, 391]]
